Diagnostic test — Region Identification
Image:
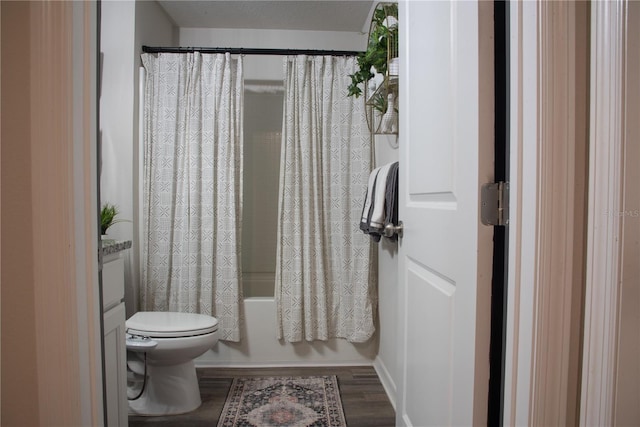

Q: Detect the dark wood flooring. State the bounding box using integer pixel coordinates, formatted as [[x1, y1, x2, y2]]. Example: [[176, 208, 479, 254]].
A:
[[128, 366, 396, 427]]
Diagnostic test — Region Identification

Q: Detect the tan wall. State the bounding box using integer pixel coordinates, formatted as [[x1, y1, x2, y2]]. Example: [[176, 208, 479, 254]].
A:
[[1, 2, 100, 425], [28, 1, 83, 423], [1, 2, 41, 425]]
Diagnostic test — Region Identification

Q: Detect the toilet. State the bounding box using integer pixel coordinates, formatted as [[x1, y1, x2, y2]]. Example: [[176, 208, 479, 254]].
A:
[[125, 311, 219, 416]]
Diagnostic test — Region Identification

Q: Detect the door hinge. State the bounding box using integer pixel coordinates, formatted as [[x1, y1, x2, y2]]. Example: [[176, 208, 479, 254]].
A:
[[481, 181, 509, 226]]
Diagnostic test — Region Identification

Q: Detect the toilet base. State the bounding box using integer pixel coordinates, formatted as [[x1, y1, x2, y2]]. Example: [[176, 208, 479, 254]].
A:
[[128, 359, 201, 416]]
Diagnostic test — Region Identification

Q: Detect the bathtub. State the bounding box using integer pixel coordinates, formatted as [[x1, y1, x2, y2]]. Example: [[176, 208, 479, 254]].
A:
[[195, 296, 378, 367]]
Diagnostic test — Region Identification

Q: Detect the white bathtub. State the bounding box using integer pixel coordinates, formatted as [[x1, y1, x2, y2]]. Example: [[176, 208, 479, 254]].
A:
[[195, 297, 378, 367]]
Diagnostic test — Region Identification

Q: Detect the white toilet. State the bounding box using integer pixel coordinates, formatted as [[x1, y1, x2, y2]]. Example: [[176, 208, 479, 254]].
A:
[[125, 311, 219, 416]]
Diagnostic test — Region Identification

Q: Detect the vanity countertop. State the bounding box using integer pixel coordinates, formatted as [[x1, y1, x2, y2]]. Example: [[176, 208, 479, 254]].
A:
[[102, 239, 132, 255]]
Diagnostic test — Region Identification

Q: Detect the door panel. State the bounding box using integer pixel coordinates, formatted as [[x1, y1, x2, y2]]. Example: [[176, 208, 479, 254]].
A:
[[407, 1, 454, 196], [397, 1, 493, 425], [404, 260, 454, 426]]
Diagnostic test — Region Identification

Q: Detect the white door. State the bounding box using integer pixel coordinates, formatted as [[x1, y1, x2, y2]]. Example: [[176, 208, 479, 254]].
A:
[[396, 1, 494, 426]]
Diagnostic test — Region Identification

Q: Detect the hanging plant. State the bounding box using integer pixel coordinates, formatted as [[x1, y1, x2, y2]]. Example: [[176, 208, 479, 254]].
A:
[[347, 3, 398, 99]]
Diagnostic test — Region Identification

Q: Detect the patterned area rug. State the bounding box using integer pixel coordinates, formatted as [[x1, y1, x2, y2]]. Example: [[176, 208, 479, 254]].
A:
[[216, 376, 347, 427]]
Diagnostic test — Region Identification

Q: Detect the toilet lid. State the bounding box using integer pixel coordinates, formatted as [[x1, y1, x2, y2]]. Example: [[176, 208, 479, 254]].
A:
[[126, 311, 219, 338]]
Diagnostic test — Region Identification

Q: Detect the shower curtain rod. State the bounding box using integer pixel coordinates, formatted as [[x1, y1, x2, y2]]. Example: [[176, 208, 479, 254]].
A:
[[142, 45, 364, 56]]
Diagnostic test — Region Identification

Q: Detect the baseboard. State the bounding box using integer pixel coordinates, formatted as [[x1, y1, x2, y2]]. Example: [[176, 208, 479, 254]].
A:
[[194, 361, 375, 369], [374, 356, 397, 411]]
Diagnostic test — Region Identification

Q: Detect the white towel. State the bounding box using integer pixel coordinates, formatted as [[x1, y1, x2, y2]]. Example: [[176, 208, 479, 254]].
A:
[[368, 163, 393, 229], [360, 166, 381, 227]]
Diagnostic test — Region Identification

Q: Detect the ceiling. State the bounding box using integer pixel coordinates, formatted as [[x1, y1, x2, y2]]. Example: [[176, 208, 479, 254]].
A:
[[157, 0, 376, 33]]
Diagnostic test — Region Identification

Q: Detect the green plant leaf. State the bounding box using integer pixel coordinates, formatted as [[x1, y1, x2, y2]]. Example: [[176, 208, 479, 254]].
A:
[[100, 203, 128, 235], [372, 93, 388, 113], [347, 2, 398, 99]]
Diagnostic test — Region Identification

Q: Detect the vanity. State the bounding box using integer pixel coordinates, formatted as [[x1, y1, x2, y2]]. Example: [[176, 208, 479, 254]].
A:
[[102, 240, 131, 426]]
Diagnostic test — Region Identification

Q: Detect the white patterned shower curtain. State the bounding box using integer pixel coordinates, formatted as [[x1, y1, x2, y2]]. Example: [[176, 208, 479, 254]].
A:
[[276, 55, 377, 343], [141, 52, 243, 342]]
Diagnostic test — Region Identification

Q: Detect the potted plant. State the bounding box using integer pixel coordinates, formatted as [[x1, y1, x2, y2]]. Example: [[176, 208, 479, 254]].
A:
[[347, 2, 398, 103], [101, 203, 127, 237]]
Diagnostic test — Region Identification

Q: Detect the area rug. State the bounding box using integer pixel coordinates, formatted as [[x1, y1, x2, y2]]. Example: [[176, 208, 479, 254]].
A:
[[216, 376, 347, 427]]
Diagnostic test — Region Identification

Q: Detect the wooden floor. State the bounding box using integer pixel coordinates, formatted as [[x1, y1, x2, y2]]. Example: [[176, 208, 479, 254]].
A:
[[128, 366, 395, 427]]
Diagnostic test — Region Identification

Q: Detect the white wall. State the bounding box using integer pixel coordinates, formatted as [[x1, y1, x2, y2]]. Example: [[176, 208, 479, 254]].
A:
[[100, 0, 175, 317], [100, 0, 136, 317], [179, 28, 367, 81], [373, 135, 400, 408], [100, 0, 135, 237]]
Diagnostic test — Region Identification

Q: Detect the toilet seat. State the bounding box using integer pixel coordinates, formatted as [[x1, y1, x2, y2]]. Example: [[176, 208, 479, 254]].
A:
[[126, 311, 219, 338]]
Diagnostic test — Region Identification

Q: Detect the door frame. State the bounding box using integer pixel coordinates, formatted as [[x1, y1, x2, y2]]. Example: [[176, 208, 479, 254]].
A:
[[503, 1, 589, 425], [487, 1, 509, 424], [580, 1, 637, 425]]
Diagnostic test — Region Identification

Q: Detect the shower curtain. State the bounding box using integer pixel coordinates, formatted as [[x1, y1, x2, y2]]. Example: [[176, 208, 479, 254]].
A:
[[141, 52, 243, 342], [276, 55, 377, 343]]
